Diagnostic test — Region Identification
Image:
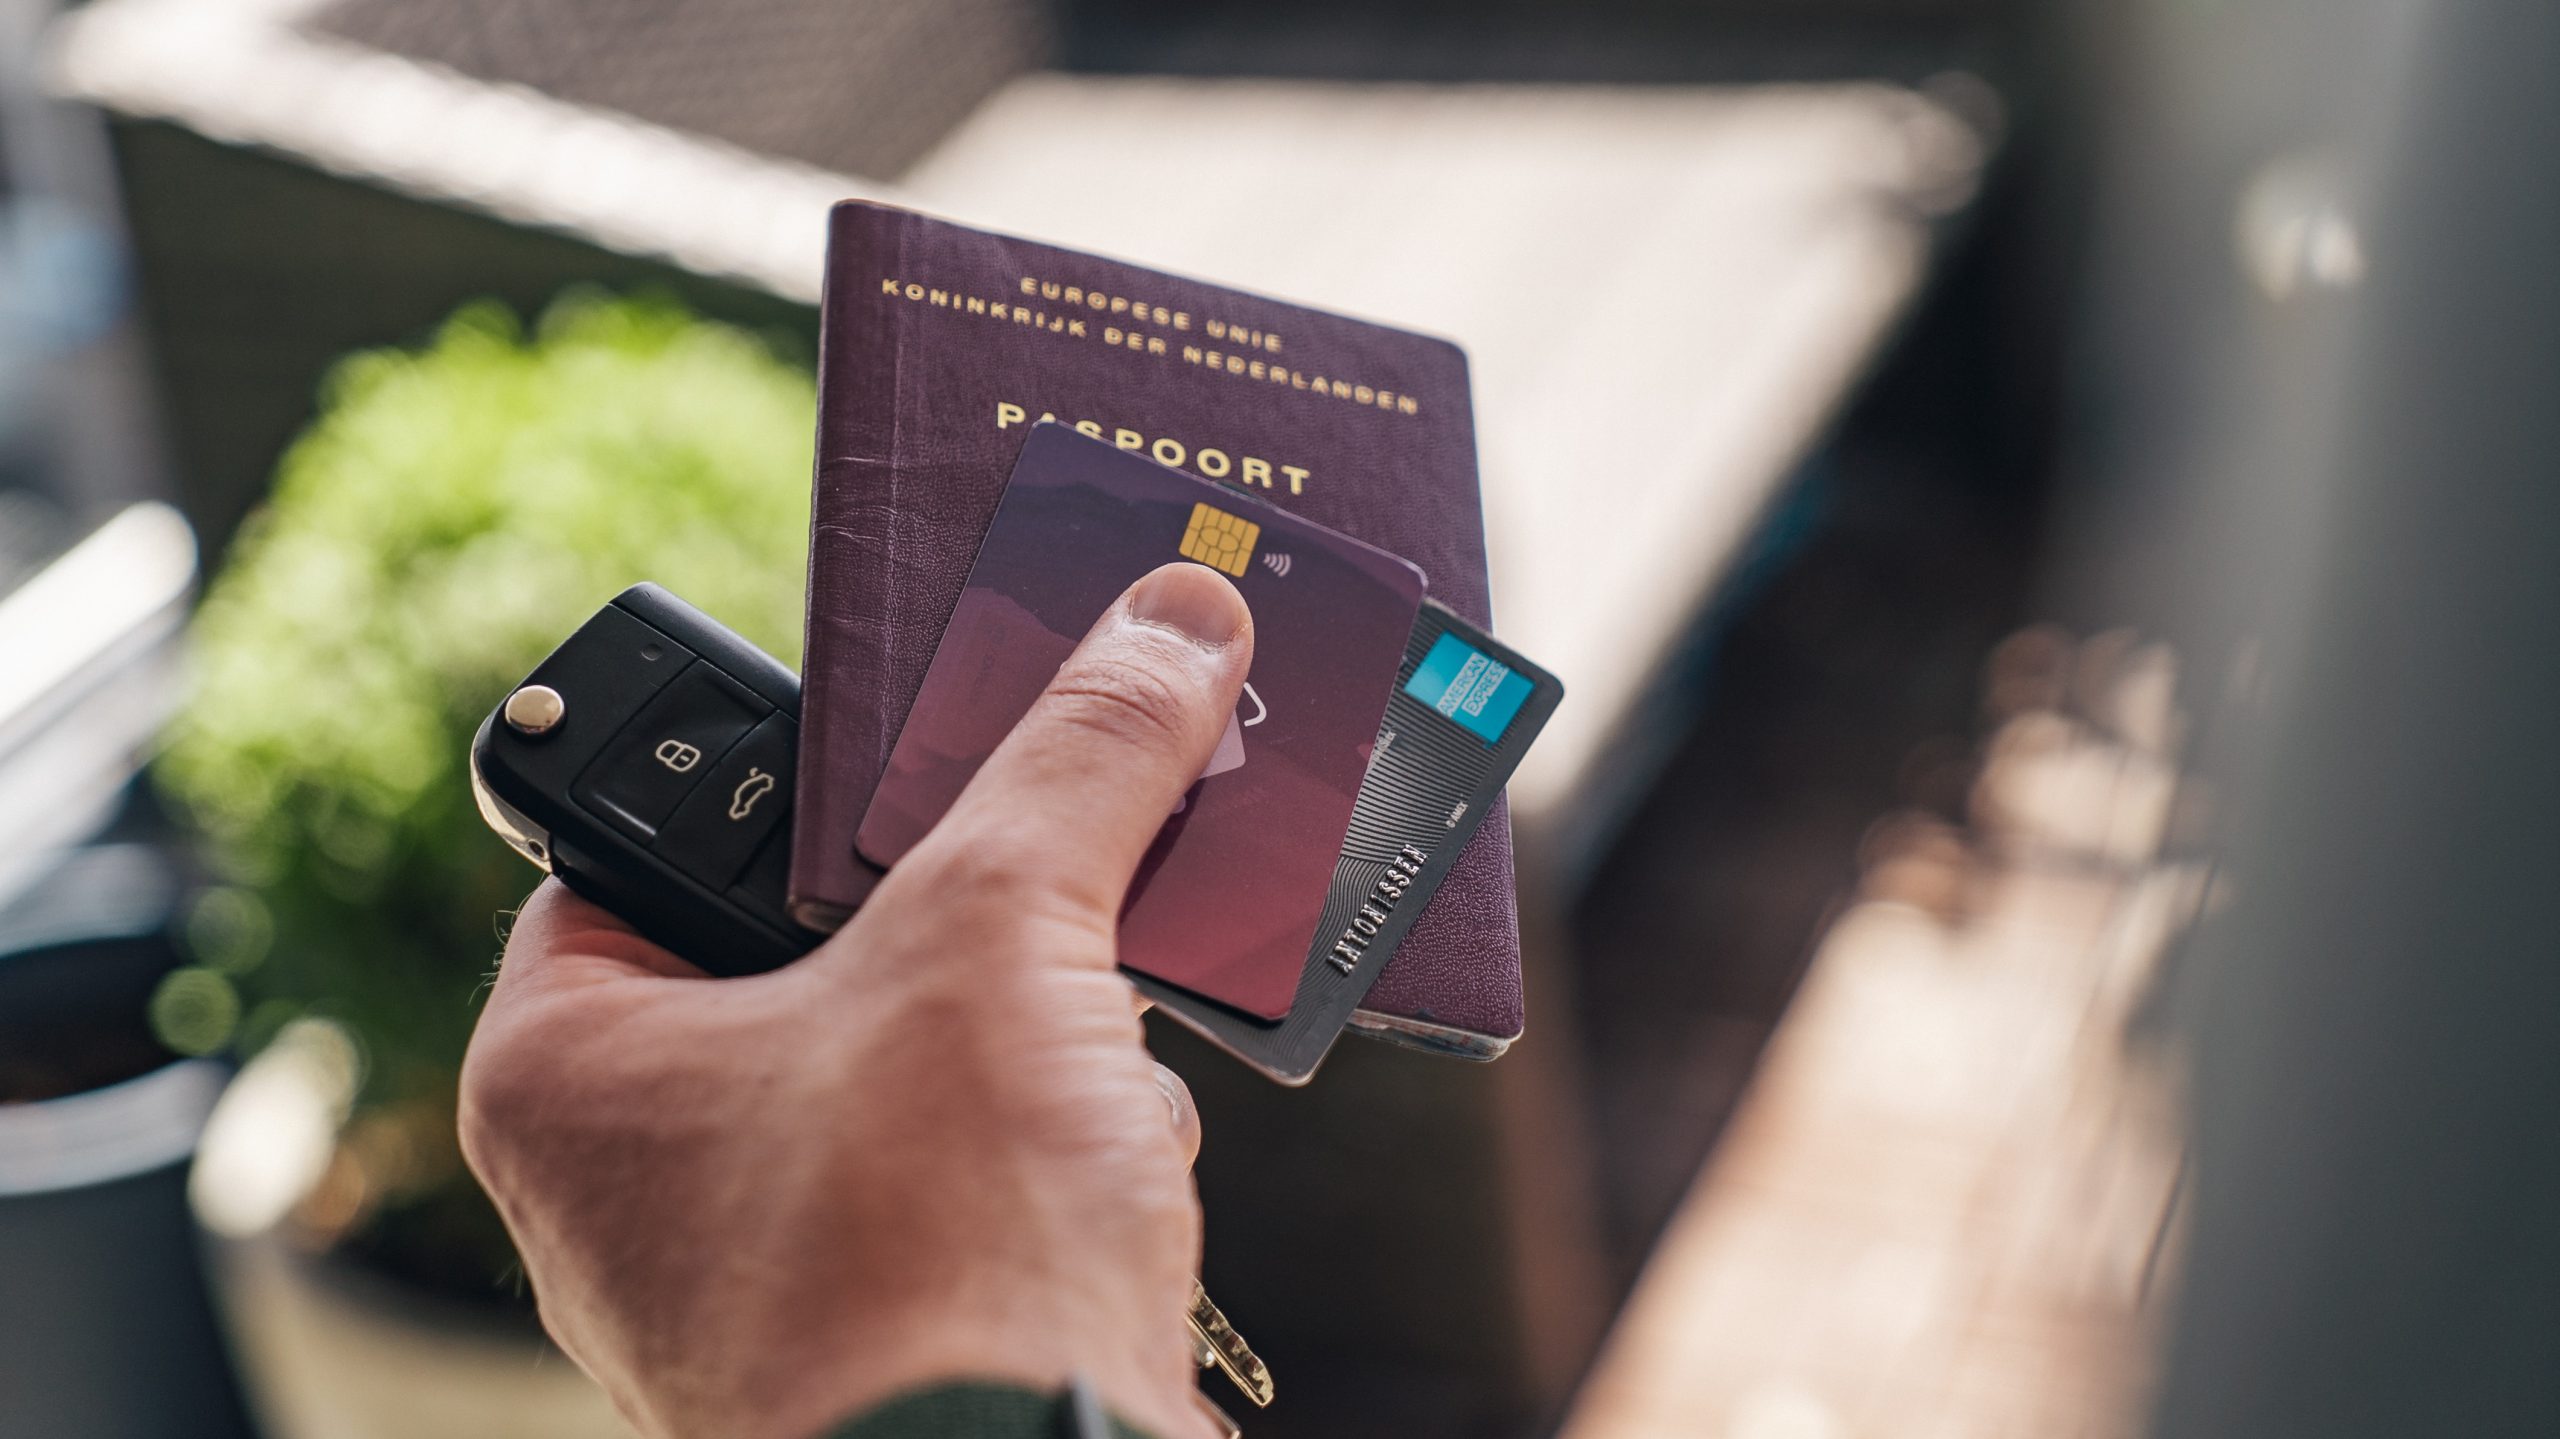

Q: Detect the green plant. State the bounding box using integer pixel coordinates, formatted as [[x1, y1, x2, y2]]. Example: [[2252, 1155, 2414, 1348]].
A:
[[156, 293, 812, 1297]]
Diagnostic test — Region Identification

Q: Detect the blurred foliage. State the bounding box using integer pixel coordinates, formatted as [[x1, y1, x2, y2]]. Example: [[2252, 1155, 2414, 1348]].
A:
[[155, 292, 812, 1296]]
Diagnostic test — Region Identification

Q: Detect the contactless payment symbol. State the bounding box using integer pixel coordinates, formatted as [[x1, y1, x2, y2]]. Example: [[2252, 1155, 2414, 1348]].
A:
[[1404, 633, 1534, 745], [1179, 501, 1261, 577]]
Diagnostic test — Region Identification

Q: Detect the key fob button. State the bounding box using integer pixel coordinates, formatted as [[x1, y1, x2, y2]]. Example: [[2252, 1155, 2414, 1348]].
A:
[[572, 662, 767, 841], [728, 824, 796, 931], [657, 713, 796, 889]]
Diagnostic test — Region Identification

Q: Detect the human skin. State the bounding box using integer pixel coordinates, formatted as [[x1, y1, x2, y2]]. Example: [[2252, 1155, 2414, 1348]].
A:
[[459, 562, 1252, 1439]]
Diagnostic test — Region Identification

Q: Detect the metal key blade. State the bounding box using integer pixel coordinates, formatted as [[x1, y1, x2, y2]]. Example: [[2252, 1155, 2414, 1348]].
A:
[[1187, 1280, 1275, 1408]]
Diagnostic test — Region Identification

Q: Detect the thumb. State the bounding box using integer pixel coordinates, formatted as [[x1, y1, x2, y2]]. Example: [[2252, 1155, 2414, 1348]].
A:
[[906, 561, 1253, 925]]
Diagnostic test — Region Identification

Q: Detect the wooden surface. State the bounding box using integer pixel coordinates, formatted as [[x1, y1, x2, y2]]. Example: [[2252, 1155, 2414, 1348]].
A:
[[1562, 634, 2191, 1439]]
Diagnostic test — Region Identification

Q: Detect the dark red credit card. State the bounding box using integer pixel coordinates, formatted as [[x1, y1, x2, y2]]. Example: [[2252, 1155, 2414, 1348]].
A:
[[855, 422, 1427, 1019]]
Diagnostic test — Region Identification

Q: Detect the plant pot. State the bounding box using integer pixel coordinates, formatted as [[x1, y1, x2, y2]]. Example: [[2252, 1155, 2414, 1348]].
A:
[[191, 1022, 636, 1439], [0, 844, 257, 1439]]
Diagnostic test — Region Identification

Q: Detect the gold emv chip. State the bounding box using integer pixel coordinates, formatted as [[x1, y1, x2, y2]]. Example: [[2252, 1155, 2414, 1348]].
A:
[[1179, 501, 1261, 577]]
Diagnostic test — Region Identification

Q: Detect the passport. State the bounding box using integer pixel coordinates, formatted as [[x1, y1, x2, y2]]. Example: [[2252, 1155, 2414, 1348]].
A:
[[856, 424, 1427, 1020], [791, 200, 1524, 1047]]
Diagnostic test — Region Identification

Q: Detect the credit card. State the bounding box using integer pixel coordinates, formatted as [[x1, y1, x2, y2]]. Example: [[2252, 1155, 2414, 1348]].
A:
[[856, 422, 1427, 1020], [1135, 600, 1562, 1084]]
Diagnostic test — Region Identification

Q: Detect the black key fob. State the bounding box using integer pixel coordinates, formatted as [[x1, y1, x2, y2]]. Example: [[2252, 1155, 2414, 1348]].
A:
[[469, 583, 836, 974]]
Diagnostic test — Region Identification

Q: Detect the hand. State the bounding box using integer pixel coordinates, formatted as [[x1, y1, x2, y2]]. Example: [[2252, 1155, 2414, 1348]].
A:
[[459, 563, 1253, 1439]]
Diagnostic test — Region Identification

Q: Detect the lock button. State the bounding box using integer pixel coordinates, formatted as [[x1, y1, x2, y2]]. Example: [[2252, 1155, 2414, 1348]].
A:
[[656, 712, 797, 889], [573, 662, 767, 841]]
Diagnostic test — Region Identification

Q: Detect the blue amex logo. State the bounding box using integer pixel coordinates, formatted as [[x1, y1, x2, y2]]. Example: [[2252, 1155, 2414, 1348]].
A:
[[1405, 632, 1532, 745]]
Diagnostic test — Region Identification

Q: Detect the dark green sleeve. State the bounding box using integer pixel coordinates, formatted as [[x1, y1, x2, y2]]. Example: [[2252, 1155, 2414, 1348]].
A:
[[821, 1380, 1160, 1439]]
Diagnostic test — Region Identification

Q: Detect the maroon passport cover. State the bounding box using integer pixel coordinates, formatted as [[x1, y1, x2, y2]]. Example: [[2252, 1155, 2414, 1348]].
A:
[[792, 200, 1522, 1043]]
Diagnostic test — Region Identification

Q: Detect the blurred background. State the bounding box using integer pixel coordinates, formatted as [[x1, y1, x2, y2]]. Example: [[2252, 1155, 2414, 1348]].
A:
[[4, 1, 2554, 1437]]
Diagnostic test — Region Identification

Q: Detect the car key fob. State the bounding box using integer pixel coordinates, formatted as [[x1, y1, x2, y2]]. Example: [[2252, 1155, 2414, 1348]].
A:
[[469, 583, 834, 975]]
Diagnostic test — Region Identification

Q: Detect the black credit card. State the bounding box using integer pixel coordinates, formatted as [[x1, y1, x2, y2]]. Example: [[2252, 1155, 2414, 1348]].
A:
[[1134, 600, 1562, 1084]]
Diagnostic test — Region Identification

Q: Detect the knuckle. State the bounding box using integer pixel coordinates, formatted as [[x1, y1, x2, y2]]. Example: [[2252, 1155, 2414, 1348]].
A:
[[1040, 651, 1200, 754], [453, 1060, 514, 1176], [457, 1013, 567, 1170]]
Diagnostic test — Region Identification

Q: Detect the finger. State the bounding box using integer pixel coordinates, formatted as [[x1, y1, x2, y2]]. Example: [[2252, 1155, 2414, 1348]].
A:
[[1152, 1062, 1202, 1168], [917, 562, 1253, 921], [491, 879, 707, 1007]]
